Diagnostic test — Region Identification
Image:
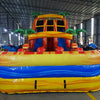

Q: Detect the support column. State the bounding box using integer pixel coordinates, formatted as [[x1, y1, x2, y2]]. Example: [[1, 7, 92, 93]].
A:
[[84, 21, 87, 44], [96, 18, 99, 46]]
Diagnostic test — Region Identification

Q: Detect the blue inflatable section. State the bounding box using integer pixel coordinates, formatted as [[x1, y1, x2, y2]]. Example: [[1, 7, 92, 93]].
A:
[[0, 64, 100, 78], [34, 38, 43, 51], [2, 45, 18, 52], [58, 38, 67, 51], [88, 43, 98, 49]]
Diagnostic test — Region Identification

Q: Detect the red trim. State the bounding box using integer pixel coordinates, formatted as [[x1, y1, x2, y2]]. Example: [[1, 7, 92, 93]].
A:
[[63, 19, 68, 30], [37, 52, 43, 54], [55, 47, 64, 54], [91, 51, 95, 54], [43, 20, 47, 51], [2, 52, 8, 54], [97, 50, 100, 53], [18, 48, 25, 52], [19, 52, 22, 55], [44, 19, 47, 31], [37, 47, 45, 54], [32, 19, 37, 30], [46, 90, 50, 92], [13, 52, 18, 55], [79, 51, 85, 54], [49, 51, 51, 54], [69, 51, 73, 54], [24, 52, 34, 55], [55, 51, 63, 54], [54, 19, 57, 31]]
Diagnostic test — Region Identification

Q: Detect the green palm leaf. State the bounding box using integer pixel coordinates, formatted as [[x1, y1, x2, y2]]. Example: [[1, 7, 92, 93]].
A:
[[65, 28, 76, 36], [59, 12, 71, 17], [24, 29, 36, 36], [14, 29, 24, 35], [59, 12, 65, 16], [31, 12, 42, 17], [65, 12, 71, 17], [37, 12, 42, 15], [76, 29, 87, 36], [31, 12, 36, 15], [27, 29, 36, 34], [14, 29, 36, 36], [14, 29, 24, 33]]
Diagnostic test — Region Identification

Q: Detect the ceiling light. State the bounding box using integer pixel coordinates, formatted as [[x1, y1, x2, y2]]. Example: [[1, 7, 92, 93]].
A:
[[80, 23, 83, 45], [91, 18, 94, 36], [11, 32, 14, 35], [74, 26, 76, 30], [4, 41, 6, 43], [15, 34, 18, 36], [4, 28, 7, 32]]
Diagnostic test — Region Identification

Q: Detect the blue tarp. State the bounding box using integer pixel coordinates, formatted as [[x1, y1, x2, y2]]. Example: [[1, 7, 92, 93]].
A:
[[88, 43, 98, 49], [2, 45, 18, 52]]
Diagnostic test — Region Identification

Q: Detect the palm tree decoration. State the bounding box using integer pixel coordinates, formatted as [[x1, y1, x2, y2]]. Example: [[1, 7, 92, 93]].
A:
[[65, 28, 76, 36], [14, 29, 36, 44], [31, 12, 42, 18], [65, 28, 87, 50], [59, 12, 71, 18], [65, 28, 87, 43]]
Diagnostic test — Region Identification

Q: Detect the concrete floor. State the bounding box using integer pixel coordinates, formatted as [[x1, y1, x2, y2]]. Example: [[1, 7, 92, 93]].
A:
[[0, 91, 99, 100]]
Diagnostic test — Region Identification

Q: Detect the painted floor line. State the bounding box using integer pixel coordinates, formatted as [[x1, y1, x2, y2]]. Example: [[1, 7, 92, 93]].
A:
[[86, 92, 97, 100]]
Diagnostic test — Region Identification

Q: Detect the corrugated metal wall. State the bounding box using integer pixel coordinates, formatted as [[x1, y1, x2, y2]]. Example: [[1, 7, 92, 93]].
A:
[[95, 15, 100, 46], [0, 0, 100, 46]]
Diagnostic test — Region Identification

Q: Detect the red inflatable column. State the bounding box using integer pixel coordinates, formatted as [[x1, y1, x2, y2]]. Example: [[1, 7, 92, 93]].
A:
[[29, 39, 35, 51], [65, 39, 71, 48]]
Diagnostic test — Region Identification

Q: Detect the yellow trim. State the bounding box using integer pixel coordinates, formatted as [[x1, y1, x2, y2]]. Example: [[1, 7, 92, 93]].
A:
[[36, 25, 44, 27], [86, 93, 97, 100], [37, 14, 63, 19], [28, 31, 72, 40], [47, 25, 54, 27], [35, 22, 65, 28], [23, 44, 29, 49], [57, 25, 65, 27], [0, 50, 100, 66], [63, 18, 68, 29], [0, 76, 100, 94]]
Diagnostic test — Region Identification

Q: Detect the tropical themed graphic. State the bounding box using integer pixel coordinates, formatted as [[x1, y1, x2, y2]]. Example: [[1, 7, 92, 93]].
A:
[[65, 28, 87, 50], [0, 12, 100, 94]]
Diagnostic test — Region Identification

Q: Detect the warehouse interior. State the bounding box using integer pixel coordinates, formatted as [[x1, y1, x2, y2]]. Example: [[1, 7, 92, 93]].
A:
[[0, 0, 100, 46], [0, 0, 100, 100]]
